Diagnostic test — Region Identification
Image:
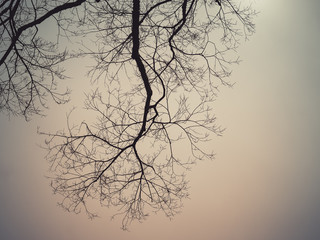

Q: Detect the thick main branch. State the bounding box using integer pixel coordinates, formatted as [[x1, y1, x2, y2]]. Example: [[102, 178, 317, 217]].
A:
[[131, 0, 152, 135]]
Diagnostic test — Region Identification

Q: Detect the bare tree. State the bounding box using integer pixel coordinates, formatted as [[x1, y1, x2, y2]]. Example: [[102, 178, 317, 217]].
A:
[[2, 0, 256, 229]]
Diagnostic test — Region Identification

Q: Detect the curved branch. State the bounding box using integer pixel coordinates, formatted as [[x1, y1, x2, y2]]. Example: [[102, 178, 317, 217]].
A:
[[0, 0, 86, 66]]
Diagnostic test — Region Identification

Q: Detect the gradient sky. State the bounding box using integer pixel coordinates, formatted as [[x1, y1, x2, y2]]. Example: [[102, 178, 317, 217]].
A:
[[1, 0, 320, 239]]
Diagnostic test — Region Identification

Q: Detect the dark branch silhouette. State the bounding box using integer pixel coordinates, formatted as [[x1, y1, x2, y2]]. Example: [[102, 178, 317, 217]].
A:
[[2, 0, 256, 230], [0, 0, 86, 119]]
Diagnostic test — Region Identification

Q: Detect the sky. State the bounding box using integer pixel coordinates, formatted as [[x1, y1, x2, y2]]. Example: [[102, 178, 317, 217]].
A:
[[1, 0, 320, 239]]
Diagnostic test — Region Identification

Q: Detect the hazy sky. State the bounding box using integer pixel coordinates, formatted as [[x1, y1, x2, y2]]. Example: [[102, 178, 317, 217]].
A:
[[1, 0, 320, 239]]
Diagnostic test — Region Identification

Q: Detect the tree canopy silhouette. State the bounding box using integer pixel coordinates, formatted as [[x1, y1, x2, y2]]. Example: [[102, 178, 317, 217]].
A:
[[1, 0, 256, 229]]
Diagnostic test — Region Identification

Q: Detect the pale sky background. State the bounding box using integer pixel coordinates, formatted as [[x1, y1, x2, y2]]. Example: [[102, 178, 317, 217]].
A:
[[1, 0, 320, 239]]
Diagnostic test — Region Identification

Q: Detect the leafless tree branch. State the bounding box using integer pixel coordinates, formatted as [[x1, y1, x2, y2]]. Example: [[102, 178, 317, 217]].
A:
[[2, 0, 257, 230]]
